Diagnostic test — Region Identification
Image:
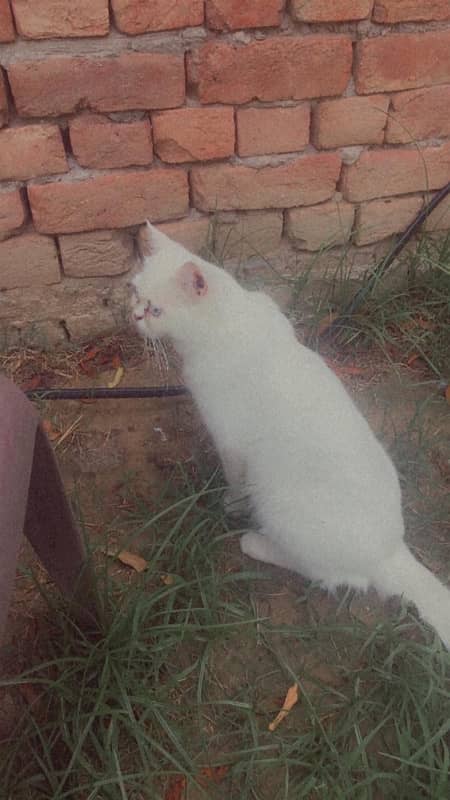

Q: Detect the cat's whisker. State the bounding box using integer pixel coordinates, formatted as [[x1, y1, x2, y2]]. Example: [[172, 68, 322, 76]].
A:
[[154, 339, 169, 388], [158, 340, 170, 387], [145, 338, 163, 383], [152, 338, 162, 382], [144, 337, 153, 364], [154, 340, 163, 381]]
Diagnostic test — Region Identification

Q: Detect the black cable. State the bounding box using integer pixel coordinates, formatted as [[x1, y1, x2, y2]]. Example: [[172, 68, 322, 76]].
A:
[[324, 181, 450, 336], [26, 385, 188, 401]]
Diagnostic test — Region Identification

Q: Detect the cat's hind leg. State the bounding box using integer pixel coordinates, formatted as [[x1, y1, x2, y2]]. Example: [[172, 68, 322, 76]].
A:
[[240, 531, 293, 571]]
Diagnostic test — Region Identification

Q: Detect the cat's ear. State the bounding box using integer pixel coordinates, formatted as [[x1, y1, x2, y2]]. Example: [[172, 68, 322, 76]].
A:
[[137, 221, 172, 259], [137, 221, 153, 258], [177, 261, 208, 300]]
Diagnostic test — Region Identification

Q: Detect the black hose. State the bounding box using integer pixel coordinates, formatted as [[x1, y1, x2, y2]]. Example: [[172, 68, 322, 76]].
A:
[[324, 181, 450, 336], [26, 385, 188, 400]]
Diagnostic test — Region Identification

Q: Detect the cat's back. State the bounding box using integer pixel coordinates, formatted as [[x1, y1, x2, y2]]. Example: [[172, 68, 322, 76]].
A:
[[188, 285, 332, 396]]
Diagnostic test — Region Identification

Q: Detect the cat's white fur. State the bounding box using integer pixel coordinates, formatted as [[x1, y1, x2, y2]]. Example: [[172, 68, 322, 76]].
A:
[[131, 222, 450, 648]]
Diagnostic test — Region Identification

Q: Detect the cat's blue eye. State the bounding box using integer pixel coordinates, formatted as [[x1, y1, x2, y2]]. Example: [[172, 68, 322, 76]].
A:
[[151, 306, 162, 317]]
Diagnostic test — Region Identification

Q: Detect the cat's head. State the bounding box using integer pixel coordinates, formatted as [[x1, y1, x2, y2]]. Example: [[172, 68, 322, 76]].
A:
[[130, 222, 209, 342]]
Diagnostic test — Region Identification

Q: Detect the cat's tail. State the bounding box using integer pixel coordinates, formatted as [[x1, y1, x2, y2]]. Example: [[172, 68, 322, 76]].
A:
[[373, 546, 450, 649]]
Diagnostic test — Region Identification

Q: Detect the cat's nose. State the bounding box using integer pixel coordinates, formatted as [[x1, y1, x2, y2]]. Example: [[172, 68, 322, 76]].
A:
[[133, 312, 144, 321]]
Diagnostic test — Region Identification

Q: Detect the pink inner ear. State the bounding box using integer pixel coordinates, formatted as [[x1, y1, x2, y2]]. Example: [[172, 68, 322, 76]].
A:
[[178, 261, 208, 299], [193, 270, 207, 296]]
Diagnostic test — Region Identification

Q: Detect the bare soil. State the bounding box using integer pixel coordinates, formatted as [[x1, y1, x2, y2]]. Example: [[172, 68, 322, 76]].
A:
[[1, 334, 449, 741]]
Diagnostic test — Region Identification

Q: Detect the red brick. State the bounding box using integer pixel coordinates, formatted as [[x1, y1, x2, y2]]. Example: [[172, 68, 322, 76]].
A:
[[70, 115, 152, 169], [190, 36, 352, 104], [111, 0, 203, 34], [286, 200, 355, 251], [0, 124, 67, 181], [191, 154, 341, 211], [356, 31, 450, 94], [59, 229, 134, 277], [341, 143, 450, 202], [313, 95, 389, 149], [11, 0, 109, 39], [0, 189, 26, 238], [0, 0, 14, 42], [386, 85, 450, 144], [153, 108, 234, 163], [214, 211, 283, 258], [206, 0, 283, 30], [0, 71, 8, 127], [157, 217, 211, 254], [373, 0, 450, 23], [237, 106, 310, 157], [355, 197, 423, 246], [8, 53, 185, 117], [28, 170, 189, 234], [0, 233, 60, 290], [292, 0, 372, 22]]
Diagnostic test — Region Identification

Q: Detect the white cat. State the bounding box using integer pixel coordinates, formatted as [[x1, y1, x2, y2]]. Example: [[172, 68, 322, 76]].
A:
[[131, 221, 450, 648]]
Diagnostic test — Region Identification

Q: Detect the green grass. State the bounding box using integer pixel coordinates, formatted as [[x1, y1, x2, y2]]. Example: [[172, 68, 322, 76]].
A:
[[260, 231, 450, 379], [1, 448, 450, 800], [1, 230, 450, 799], [332, 233, 450, 378]]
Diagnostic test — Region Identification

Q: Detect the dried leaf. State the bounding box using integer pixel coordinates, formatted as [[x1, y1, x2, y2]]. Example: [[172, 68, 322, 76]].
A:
[[407, 353, 421, 367], [97, 345, 120, 366], [199, 765, 229, 786], [317, 312, 339, 338], [115, 550, 148, 573], [417, 317, 435, 331], [400, 317, 435, 332], [24, 371, 55, 390], [165, 776, 186, 800], [445, 385, 450, 405], [79, 363, 96, 377], [108, 365, 124, 388], [42, 419, 61, 441], [268, 683, 299, 732], [19, 683, 42, 706], [111, 353, 121, 370], [79, 346, 100, 375], [82, 346, 100, 363], [161, 574, 175, 586], [325, 359, 365, 377]]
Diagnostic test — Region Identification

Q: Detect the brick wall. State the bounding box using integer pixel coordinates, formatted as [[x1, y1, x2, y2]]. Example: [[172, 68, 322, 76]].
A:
[[1, 0, 450, 347]]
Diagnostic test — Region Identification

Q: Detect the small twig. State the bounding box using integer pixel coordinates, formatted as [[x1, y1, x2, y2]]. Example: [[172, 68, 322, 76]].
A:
[[54, 415, 83, 449]]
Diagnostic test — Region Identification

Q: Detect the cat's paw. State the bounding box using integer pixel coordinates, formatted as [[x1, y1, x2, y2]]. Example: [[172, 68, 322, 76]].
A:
[[240, 532, 266, 560], [240, 531, 294, 570], [224, 487, 249, 519]]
